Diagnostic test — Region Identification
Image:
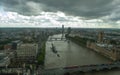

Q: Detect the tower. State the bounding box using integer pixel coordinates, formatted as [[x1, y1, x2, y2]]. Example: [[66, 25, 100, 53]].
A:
[[98, 31, 104, 43], [62, 25, 64, 37]]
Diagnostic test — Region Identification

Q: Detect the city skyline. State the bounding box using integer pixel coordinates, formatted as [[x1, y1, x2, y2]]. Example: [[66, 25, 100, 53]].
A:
[[0, 28, 119, 75]]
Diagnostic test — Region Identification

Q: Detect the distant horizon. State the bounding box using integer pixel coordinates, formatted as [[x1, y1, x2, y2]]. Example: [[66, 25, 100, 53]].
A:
[[0, 27, 120, 29]]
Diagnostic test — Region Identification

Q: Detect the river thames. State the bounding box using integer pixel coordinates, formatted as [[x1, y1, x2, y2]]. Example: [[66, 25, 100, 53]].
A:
[[44, 34, 120, 75]]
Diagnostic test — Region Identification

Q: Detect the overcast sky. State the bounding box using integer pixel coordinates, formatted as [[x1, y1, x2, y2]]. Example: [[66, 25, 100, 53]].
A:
[[0, 0, 120, 28]]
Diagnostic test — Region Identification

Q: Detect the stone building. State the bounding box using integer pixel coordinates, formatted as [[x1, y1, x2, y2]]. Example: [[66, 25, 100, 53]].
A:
[[16, 43, 38, 63]]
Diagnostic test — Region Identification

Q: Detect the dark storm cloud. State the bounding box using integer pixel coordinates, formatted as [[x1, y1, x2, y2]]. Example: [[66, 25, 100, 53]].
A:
[[35, 0, 115, 18], [0, 0, 119, 19], [0, 0, 29, 15]]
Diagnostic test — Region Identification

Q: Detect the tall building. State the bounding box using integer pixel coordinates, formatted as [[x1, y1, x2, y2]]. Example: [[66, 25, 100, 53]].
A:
[[62, 25, 64, 37], [98, 31, 104, 43]]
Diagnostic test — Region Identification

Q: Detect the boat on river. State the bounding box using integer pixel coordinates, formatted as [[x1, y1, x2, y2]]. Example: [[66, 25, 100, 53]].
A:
[[51, 43, 57, 53]]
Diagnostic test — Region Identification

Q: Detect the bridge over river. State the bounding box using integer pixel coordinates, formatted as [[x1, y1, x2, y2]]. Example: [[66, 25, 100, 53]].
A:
[[40, 34, 120, 75], [41, 61, 120, 75], [48, 36, 66, 41]]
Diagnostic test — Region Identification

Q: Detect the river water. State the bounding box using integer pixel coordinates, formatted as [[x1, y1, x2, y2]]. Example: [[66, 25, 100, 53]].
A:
[[44, 34, 120, 75]]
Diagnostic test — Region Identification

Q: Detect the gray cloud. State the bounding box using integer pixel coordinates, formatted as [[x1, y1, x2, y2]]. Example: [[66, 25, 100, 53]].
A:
[[1, 0, 120, 21], [29, 0, 116, 18]]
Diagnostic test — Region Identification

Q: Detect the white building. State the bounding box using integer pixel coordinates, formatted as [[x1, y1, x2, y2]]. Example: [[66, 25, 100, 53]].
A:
[[16, 43, 38, 63]]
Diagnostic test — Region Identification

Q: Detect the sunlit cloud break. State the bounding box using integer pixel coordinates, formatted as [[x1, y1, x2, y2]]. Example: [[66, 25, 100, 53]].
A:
[[0, 10, 119, 28]]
